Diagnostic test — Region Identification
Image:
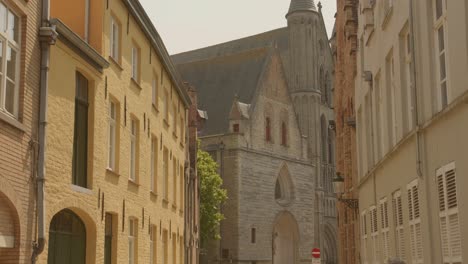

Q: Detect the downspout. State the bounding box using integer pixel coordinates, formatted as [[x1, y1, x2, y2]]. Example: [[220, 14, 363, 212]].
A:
[[32, 0, 57, 262]]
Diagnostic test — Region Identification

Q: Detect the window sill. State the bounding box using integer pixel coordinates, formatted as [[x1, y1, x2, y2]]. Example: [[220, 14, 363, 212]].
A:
[[106, 168, 120, 177], [150, 191, 158, 197], [179, 209, 184, 215], [162, 198, 169, 205], [71, 184, 92, 194], [173, 132, 178, 139], [381, 7, 393, 30], [172, 204, 177, 211], [179, 142, 185, 149], [163, 119, 169, 128], [128, 179, 140, 187], [152, 104, 159, 113], [109, 56, 123, 71], [0, 111, 25, 132], [130, 78, 142, 90]]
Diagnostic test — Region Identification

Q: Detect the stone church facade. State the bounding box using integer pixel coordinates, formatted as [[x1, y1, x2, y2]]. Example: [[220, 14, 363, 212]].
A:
[[172, 1, 337, 263]]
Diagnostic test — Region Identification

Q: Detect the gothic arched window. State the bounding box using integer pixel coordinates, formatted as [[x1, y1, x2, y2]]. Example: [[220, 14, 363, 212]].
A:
[[266, 117, 272, 142], [275, 165, 294, 206], [281, 122, 287, 146]]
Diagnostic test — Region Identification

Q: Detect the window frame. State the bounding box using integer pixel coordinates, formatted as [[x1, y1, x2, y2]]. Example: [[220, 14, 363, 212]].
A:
[[407, 179, 423, 264], [149, 225, 157, 264], [129, 118, 138, 182], [72, 72, 89, 188], [131, 44, 140, 82], [128, 218, 137, 264], [393, 190, 405, 261], [152, 76, 158, 108], [379, 197, 390, 262], [0, 2, 21, 118], [108, 100, 117, 171], [110, 16, 121, 62], [150, 136, 158, 193], [163, 147, 169, 200], [433, 0, 449, 110]]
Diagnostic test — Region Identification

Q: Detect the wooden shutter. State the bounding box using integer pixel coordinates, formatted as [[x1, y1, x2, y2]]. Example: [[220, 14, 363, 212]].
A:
[[408, 180, 423, 264], [437, 163, 462, 264], [393, 191, 405, 260]]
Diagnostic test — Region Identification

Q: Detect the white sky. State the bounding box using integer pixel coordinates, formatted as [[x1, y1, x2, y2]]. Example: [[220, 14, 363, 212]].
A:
[[139, 0, 337, 55]]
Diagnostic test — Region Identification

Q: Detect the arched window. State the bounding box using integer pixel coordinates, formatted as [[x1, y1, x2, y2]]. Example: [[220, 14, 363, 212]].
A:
[[281, 122, 287, 146], [265, 117, 271, 142], [275, 165, 294, 206], [48, 209, 86, 264], [73, 72, 89, 188]]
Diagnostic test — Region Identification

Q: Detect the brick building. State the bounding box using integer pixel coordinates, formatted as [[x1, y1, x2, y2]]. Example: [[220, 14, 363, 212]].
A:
[[332, 0, 359, 263], [0, 0, 42, 263], [30, 0, 191, 263]]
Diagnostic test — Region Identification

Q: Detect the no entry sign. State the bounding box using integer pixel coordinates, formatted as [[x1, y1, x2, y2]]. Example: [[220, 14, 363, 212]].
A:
[[312, 248, 320, 258]]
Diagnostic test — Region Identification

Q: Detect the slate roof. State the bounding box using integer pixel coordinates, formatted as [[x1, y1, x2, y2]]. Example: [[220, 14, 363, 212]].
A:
[[175, 48, 270, 135], [287, 0, 316, 16]]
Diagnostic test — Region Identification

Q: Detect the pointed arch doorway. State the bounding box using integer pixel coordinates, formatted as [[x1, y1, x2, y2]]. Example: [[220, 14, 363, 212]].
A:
[[272, 211, 299, 264]]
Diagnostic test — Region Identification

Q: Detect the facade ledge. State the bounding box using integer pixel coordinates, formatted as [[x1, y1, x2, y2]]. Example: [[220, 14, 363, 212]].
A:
[[163, 119, 169, 128], [381, 7, 393, 30], [109, 56, 123, 71], [128, 179, 140, 187], [162, 198, 169, 205], [150, 191, 158, 198], [152, 104, 159, 113], [50, 18, 109, 72], [0, 111, 25, 132], [106, 168, 120, 177], [130, 78, 142, 90], [71, 184, 93, 195]]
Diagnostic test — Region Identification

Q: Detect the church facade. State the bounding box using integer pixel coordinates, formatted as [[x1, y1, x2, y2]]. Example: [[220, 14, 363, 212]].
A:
[[172, 1, 337, 263]]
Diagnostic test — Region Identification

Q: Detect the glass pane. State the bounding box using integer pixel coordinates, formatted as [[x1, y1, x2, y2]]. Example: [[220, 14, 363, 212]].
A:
[[7, 10, 19, 42], [0, 4, 6, 33], [6, 46, 16, 80], [73, 103, 88, 187], [438, 27, 445, 52], [76, 73, 88, 100], [439, 53, 446, 80], [436, 0, 443, 19], [5, 79, 15, 114], [441, 81, 448, 108], [110, 102, 115, 119]]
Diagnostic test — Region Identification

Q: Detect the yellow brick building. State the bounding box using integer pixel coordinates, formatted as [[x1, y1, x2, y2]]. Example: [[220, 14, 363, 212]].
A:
[[36, 0, 190, 263]]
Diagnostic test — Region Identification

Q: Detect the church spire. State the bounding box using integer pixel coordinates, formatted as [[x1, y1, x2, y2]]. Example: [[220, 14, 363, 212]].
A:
[[287, 0, 316, 16]]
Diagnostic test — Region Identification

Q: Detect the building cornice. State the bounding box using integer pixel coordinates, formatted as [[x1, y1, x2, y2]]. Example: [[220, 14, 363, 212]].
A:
[[121, 0, 191, 107], [50, 19, 109, 73]]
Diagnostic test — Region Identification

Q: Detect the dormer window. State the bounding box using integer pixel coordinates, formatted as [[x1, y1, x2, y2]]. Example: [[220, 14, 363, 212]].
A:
[[265, 117, 271, 142], [233, 123, 239, 133]]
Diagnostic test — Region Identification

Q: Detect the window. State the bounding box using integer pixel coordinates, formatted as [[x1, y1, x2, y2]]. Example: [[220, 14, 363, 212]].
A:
[[163, 147, 169, 199], [281, 122, 287, 146], [436, 162, 462, 264], [386, 51, 397, 147], [393, 191, 405, 261], [130, 119, 138, 182], [361, 211, 368, 264], [0, 2, 20, 117], [149, 225, 157, 264], [172, 233, 177, 264], [108, 101, 117, 170], [401, 28, 414, 132], [162, 230, 168, 264], [380, 198, 390, 262], [173, 158, 177, 206], [163, 90, 169, 121], [233, 123, 239, 133], [408, 180, 423, 264], [179, 237, 184, 264], [251, 228, 256, 244], [104, 213, 114, 264], [110, 16, 120, 61], [72, 72, 89, 188], [180, 116, 184, 140], [434, 0, 448, 109], [150, 137, 158, 193], [369, 206, 379, 264], [128, 218, 137, 264], [265, 117, 271, 142], [152, 77, 158, 107], [173, 104, 177, 135], [180, 164, 184, 209], [131, 45, 139, 81], [374, 73, 383, 160]]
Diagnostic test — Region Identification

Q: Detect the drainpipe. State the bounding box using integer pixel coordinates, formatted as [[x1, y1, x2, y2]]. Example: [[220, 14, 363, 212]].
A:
[[32, 0, 57, 263]]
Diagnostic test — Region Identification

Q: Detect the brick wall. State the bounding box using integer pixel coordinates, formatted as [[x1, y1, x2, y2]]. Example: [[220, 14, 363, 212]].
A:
[[334, 0, 359, 263], [0, 0, 42, 263]]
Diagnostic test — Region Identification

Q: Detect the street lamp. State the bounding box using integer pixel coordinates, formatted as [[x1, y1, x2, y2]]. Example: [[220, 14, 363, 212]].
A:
[[332, 172, 359, 210]]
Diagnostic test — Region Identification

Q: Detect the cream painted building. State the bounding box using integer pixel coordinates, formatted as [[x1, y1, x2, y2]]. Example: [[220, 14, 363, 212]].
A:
[[34, 0, 191, 263], [355, 0, 468, 263]]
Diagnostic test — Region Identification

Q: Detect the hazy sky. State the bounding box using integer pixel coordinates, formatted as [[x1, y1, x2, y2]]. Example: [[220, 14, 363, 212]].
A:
[[139, 0, 337, 55]]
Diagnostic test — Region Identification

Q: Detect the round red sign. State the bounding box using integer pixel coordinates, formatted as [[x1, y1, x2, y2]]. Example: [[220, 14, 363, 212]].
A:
[[312, 248, 320, 258]]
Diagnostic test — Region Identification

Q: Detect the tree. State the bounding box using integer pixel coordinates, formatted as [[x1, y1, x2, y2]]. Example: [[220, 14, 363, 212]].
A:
[[197, 145, 228, 247]]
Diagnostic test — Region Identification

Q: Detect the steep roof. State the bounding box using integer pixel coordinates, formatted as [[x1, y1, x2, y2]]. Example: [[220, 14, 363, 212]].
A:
[[287, 0, 316, 16], [175, 48, 270, 135]]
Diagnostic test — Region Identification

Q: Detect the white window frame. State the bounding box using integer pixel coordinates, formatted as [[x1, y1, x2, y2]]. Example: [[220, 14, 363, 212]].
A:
[[370, 205, 380, 264], [128, 218, 137, 264], [436, 162, 462, 264], [131, 46, 139, 81], [361, 210, 369, 264], [434, 0, 449, 110], [130, 119, 137, 181], [380, 197, 390, 262], [408, 179, 423, 264], [393, 190, 405, 261], [0, 2, 20, 118], [110, 16, 120, 61], [108, 101, 117, 170]]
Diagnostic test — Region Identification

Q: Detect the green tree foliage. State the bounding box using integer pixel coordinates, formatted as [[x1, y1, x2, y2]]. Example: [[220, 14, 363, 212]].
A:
[[197, 145, 227, 247]]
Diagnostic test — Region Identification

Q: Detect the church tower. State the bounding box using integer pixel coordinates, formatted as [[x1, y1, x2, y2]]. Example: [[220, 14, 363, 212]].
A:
[[286, 0, 321, 160]]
